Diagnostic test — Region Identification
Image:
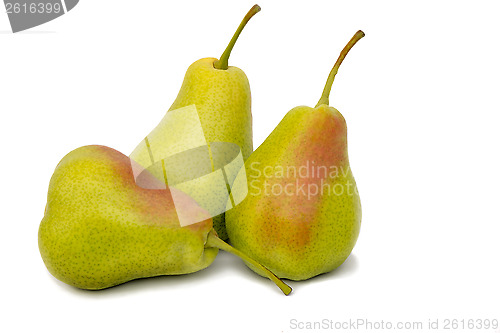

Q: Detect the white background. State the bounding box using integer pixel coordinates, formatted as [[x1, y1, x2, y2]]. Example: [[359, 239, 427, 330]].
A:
[[1, 1, 499, 332]]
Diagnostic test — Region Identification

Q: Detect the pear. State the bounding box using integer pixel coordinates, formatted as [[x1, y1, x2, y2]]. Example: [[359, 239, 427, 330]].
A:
[[225, 31, 365, 281], [39, 145, 291, 294], [130, 5, 260, 240]]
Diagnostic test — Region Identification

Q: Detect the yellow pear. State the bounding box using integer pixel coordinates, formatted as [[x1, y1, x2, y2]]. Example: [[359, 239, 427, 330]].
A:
[[130, 5, 261, 240], [226, 31, 365, 281]]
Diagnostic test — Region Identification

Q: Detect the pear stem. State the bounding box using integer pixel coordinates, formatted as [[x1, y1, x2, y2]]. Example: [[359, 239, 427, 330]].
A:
[[213, 4, 261, 70], [205, 230, 292, 295], [315, 30, 365, 107]]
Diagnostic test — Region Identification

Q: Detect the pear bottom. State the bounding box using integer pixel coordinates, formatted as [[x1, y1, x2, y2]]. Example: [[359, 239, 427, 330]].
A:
[[39, 218, 219, 290]]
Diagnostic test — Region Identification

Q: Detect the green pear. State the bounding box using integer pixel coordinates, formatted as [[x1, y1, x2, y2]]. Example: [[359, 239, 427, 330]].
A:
[[226, 31, 365, 281], [130, 5, 260, 240], [39, 145, 291, 294]]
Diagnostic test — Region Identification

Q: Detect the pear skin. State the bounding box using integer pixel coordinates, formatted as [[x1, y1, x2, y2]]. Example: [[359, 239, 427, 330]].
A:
[[226, 31, 365, 281], [169, 57, 252, 161]]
